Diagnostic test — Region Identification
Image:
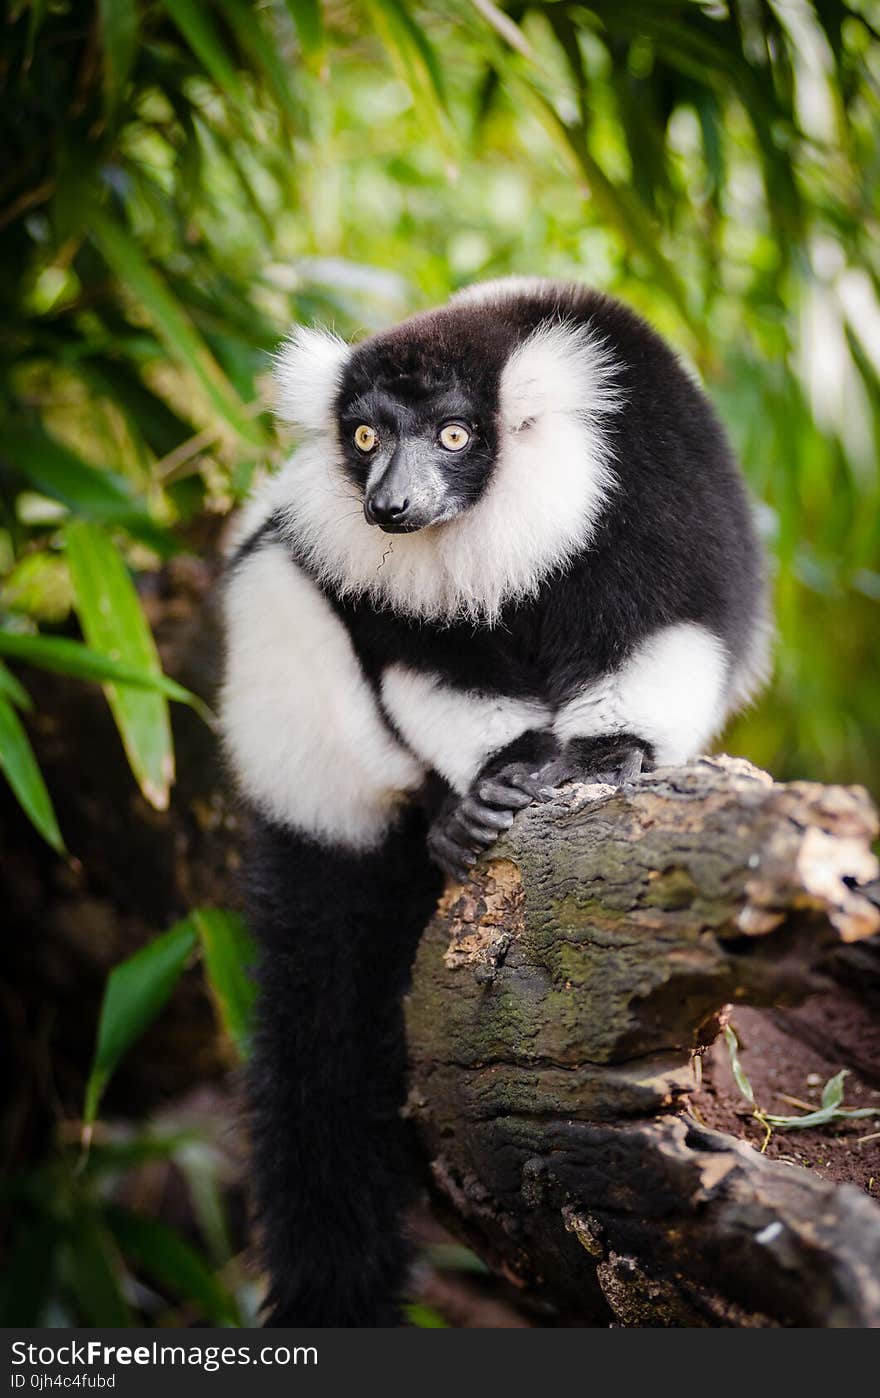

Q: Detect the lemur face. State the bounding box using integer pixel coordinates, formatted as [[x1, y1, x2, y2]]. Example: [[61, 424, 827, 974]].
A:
[[271, 284, 624, 619], [335, 381, 498, 534], [334, 328, 502, 534]]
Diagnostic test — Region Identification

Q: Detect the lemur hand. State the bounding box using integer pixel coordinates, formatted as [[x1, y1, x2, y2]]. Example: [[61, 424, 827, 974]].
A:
[[426, 762, 552, 883], [426, 738, 651, 883]]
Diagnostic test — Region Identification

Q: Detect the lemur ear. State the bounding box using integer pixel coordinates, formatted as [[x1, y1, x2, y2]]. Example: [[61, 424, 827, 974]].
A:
[[499, 321, 621, 433], [273, 326, 351, 432]]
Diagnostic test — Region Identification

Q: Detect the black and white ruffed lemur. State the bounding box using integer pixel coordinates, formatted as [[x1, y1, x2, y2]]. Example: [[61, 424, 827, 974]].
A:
[[219, 277, 770, 1326]]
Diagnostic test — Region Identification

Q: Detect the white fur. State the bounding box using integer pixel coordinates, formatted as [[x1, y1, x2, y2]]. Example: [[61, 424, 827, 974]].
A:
[[499, 320, 622, 429], [553, 622, 730, 764], [267, 318, 621, 624], [451, 277, 554, 308], [381, 666, 551, 794], [273, 326, 351, 433], [220, 545, 424, 848], [728, 598, 774, 709]]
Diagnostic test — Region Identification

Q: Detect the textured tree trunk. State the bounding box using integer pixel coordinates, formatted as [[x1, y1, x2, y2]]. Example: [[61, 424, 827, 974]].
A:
[[405, 757, 880, 1327]]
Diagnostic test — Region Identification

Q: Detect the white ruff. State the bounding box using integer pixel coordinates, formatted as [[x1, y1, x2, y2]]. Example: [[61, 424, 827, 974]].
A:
[[451, 276, 555, 307], [273, 325, 350, 433], [264, 320, 621, 624]]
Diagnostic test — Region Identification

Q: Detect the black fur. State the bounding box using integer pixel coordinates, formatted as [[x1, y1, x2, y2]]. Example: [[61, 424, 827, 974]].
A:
[[229, 281, 767, 1326], [245, 806, 442, 1326]]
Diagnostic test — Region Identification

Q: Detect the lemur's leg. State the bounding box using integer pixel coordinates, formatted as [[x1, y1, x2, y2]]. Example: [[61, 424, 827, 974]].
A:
[[246, 810, 441, 1327], [551, 622, 729, 780], [534, 733, 651, 787]]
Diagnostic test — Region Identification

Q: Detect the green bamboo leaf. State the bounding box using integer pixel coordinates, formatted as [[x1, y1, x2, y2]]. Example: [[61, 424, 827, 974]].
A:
[[77, 359, 194, 460], [98, 0, 139, 113], [762, 1103, 880, 1129], [65, 521, 174, 810], [84, 917, 198, 1125], [87, 205, 265, 446], [193, 908, 257, 1057], [365, 0, 452, 151], [2, 420, 173, 554], [63, 1215, 132, 1326], [478, 45, 697, 338], [534, 89, 697, 336], [25, 0, 50, 64], [0, 631, 213, 724], [0, 694, 64, 853], [423, 1242, 489, 1275], [83, 1132, 197, 1177], [106, 1207, 240, 1325], [158, 0, 246, 105], [283, 0, 324, 57], [0, 659, 32, 711], [695, 90, 724, 199], [174, 1140, 233, 1266], [724, 1025, 756, 1105], [813, 0, 846, 67], [821, 1068, 847, 1110], [219, 0, 302, 129], [405, 1301, 449, 1328]]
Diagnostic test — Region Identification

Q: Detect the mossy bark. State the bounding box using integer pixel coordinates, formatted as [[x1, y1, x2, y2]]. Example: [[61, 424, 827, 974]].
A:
[[405, 756, 880, 1327]]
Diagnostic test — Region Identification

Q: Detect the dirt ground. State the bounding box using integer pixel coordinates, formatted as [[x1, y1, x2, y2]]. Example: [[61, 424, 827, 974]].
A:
[[411, 966, 880, 1327], [690, 992, 880, 1194]]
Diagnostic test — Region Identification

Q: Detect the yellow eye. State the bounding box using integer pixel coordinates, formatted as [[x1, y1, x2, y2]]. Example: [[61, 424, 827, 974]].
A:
[[354, 424, 378, 452], [439, 423, 470, 452]]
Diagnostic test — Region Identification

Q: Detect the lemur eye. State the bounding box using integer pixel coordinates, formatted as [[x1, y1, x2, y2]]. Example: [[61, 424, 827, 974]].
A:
[[354, 424, 378, 452], [438, 423, 471, 452]]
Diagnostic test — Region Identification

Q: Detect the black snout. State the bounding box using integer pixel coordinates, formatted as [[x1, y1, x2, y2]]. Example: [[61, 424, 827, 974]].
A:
[[364, 491, 411, 529]]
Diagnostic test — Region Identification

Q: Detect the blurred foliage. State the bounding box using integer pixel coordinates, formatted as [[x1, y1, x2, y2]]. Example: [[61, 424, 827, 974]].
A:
[[2, 907, 257, 1326], [1, 0, 879, 1326]]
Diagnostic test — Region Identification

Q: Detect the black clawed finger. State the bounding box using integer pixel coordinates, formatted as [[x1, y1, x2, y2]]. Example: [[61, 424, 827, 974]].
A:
[[461, 799, 515, 832], [476, 780, 534, 811], [451, 848, 478, 882], [616, 747, 645, 782], [461, 825, 503, 848], [429, 831, 476, 881], [498, 773, 546, 801], [453, 819, 500, 850]]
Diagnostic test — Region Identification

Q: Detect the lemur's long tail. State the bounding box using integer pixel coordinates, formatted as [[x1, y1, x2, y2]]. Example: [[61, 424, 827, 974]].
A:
[[244, 810, 442, 1326]]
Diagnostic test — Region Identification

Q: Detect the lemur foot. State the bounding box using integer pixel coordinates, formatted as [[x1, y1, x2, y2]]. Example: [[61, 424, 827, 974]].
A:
[[535, 735, 650, 790], [427, 763, 552, 883]]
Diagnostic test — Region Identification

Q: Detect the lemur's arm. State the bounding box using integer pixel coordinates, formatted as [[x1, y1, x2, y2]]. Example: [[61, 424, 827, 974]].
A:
[[427, 620, 730, 881], [222, 539, 426, 851]]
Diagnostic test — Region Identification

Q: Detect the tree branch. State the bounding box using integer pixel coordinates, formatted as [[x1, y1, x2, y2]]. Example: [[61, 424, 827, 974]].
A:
[[405, 756, 880, 1326]]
